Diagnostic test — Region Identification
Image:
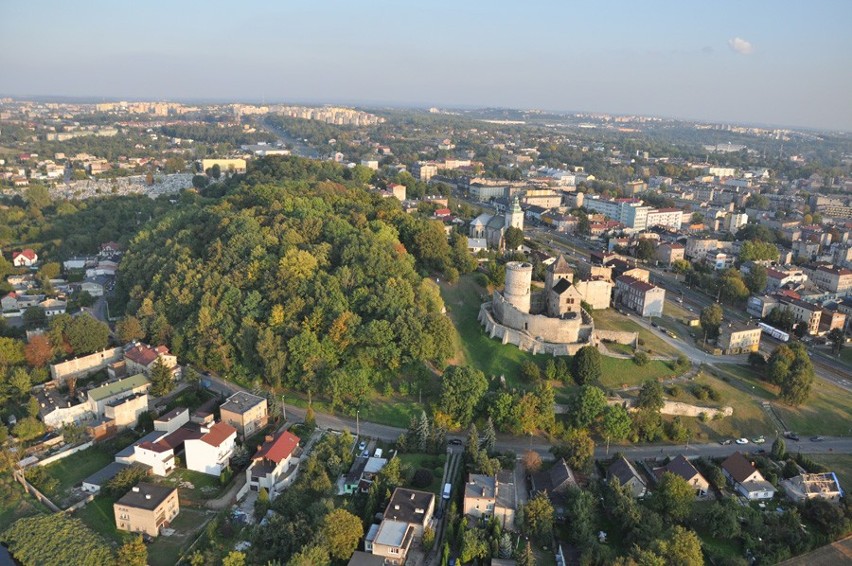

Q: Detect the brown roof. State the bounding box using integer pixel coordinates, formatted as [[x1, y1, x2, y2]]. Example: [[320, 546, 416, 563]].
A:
[[160, 425, 204, 450], [655, 455, 703, 483], [139, 440, 172, 453], [721, 452, 760, 483], [125, 343, 165, 366], [201, 422, 237, 448], [255, 430, 300, 464]]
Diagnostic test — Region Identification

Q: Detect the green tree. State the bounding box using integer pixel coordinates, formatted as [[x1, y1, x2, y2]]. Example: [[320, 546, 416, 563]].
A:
[[744, 264, 768, 294], [221, 551, 245, 566], [739, 240, 779, 263], [571, 345, 601, 385], [635, 239, 656, 262], [289, 545, 331, 566], [439, 365, 488, 428], [1, 514, 112, 566], [601, 404, 633, 444], [652, 472, 695, 522], [556, 428, 595, 471], [700, 303, 723, 340], [460, 528, 488, 563], [522, 493, 554, 542], [544, 358, 558, 381], [321, 508, 363, 560], [210, 163, 222, 179], [481, 417, 496, 453], [520, 359, 541, 382], [827, 328, 845, 356], [633, 351, 650, 366], [504, 226, 524, 250], [150, 358, 174, 397], [12, 416, 45, 441], [116, 536, 148, 566], [637, 379, 664, 412], [771, 437, 787, 460], [517, 541, 536, 566], [116, 316, 145, 343], [654, 526, 703, 566], [569, 385, 607, 429]]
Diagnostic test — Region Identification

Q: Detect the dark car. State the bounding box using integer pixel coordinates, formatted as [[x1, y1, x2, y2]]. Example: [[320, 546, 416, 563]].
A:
[[784, 432, 800, 441], [810, 436, 825, 442], [448, 438, 463, 446], [719, 439, 732, 445]]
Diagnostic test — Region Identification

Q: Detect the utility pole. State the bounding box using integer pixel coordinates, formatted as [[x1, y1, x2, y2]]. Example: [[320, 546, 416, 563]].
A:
[[356, 410, 360, 439]]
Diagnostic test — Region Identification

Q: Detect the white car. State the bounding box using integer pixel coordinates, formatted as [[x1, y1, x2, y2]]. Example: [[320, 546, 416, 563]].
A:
[[735, 438, 749, 445]]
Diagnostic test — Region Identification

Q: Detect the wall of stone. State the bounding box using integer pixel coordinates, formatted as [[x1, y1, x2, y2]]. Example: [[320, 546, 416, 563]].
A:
[[479, 303, 591, 356], [594, 329, 638, 346], [607, 397, 732, 419], [575, 279, 613, 310], [493, 292, 582, 343]]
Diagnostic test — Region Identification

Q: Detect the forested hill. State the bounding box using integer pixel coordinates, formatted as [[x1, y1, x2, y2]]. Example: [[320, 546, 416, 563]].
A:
[[115, 156, 457, 397]]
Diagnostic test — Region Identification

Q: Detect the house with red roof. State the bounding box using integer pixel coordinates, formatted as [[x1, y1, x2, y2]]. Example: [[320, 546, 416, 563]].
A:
[[246, 430, 301, 498], [124, 342, 178, 378], [134, 439, 176, 476], [12, 249, 38, 267], [184, 422, 237, 476]]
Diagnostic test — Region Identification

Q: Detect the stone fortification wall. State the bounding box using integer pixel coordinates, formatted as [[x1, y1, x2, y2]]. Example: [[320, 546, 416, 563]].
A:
[[493, 292, 582, 343], [607, 398, 732, 419], [594, 329, 638, 346], [479, 303, 592, 356]]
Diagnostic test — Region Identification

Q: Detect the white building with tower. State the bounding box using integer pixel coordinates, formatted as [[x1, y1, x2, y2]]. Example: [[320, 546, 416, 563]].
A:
[[468, 196, 524, 250]]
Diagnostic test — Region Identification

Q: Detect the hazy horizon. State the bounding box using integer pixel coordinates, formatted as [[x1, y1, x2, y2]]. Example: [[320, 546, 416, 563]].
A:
[[2, 0, 850, 132]]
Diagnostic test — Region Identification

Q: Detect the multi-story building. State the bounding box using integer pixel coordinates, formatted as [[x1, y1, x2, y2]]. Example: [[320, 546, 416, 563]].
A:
[[372, 488, 436, 565], [246, 430, 301, 497], [811, 265, 852, 294], [87, 374, 151, 417], [718, 324, 762, 355], [184, 422, 237, 476], [655, 243, 685, 266], [614, 275, 665, 317], [200, 158, 246, 174], [219, 391, 268, 438], [766, 267, 808, 292], [684, 238, 720, 260], [646, 208, 683, 230], [779, 297, 822, 335], [462, 472, 518, 529], [114, 483, 179, 537], [104, 392, 149, 429], [411, 161, 438, 181]]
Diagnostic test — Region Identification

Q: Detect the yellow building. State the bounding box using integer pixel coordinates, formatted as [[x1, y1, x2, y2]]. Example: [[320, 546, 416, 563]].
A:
[[718, 324, 762, 354], [114, 483, 179, 537], [220, 392, 268, 438]]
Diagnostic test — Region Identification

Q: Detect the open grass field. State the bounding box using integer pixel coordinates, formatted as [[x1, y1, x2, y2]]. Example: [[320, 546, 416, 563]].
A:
[[715, 363, 852, 437], [592, 308, 681, 358], [398, 452, 447, 495], [283, 392, 426, 429], [74, 494, 126, 545], [598, 357, 679, 390], [43, 446, 115, 494], [155, 468, 226, 508]]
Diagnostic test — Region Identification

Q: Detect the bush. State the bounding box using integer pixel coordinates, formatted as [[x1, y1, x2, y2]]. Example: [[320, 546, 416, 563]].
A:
[[412, 468, 434, 488], [633, 351, 650, 366], [668, 385, 681, 398]]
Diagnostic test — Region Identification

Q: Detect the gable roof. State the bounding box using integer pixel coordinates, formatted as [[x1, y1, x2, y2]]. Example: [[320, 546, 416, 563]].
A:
[[13, 249, 37, 261], [531, 458, 576, 495], [552, 278, 573, 295], [721, 452, 763, 484], [200, 422, 237, 447], [608, 456, 645, 487], [656, 455, 704, 484], [254, 430, 299, 464], [125, 343, 169, 367]]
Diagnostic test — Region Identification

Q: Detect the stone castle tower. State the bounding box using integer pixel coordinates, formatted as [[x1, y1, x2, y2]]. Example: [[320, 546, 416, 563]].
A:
[[503, 261, 533, 314], [545, 254, 573, 292]]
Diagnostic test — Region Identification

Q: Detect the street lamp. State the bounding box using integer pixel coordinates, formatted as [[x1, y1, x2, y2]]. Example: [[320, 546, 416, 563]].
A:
[[356, 410, 360, 439]]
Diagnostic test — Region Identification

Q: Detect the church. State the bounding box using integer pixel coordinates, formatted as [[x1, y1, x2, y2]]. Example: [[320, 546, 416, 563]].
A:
[[468, 196, 524, 250]]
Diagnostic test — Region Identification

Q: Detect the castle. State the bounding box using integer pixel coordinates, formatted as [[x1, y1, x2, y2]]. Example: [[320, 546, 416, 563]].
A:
[[478, 257, 597, 355], [469, 196, 524, 250]]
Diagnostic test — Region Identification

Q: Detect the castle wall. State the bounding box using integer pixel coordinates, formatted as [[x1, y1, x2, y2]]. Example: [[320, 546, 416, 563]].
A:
[[492, 291, 582, 343], [594, 329, 638, 346], [574, 279, 613, 310], [479, 303, 591, 356]]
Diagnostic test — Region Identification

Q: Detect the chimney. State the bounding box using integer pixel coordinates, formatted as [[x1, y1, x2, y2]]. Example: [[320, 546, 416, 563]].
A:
[[265, 435, 273, 443], [145, 494, 151, 500], [394, 505, 400, 510]]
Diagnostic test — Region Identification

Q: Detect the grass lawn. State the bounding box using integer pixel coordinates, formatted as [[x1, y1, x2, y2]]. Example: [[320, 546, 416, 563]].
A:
[[398, 453, 447, 495], [0, 476, 48, 531], [43, 446, 115, 494], [716, 364, 852, 436], [808, 454, 852, 492], [283, 392, 426, 429], [592, 308, 681, 358], [75, 494, 127, 545], [598, 356, 679, 390], [147, 508, 211, 566], [156, 468, 225, 508]]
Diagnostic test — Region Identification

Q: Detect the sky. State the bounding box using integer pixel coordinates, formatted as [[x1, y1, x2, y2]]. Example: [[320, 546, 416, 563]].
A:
[[2, 0, 851, 131]]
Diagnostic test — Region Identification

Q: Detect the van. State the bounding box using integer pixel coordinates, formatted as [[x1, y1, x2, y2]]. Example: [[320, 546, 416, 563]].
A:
[[374, 448, 383, 458], [443, 483, 452, 500]]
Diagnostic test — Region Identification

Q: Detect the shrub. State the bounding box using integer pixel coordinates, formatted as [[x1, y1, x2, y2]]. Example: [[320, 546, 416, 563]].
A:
[[412, 468, 434, 488], [668, 385, 681, 398], [633, 351, 650, 366]]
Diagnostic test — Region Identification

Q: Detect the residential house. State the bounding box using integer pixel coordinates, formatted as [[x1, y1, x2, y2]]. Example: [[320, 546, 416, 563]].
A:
[[114, 483, 179, 537], [607, 456, 647, 498], [372, 488, 436, 565], [463, 471, 518, 529], [134, 439, 176, 476], [104, 392, 149, 429], [154, 408, 190, 434], [721, 452, 776, 500], [184, 422, 237, 476], [530, 458, 577, 516], [34, 383, 91, 428], [781, 473, 844, 504], [38, 298, 66, 317], [124, 342, 178, 378], [778, 297, 822, 335], [654, 455, 710, 497], [718, 324, 762, 355], [87, 374, 151, 416], [812, 265, 852, 294], [656, 243, 685, 266], [246, 430, 301, 497], [220, 391, 268, 438], [12, 249, 38, 267], [614, 275, 666, 317]]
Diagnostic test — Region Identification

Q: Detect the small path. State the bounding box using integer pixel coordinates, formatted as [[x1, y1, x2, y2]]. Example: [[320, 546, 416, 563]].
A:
[[205, 474, 246, 510]]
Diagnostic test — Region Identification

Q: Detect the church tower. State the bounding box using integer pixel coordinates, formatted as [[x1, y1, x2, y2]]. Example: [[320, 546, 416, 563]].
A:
[[505, 195, 524, 230]]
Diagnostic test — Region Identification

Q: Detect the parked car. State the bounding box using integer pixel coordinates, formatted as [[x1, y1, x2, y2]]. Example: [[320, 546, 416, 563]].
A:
[[719, 439, 732, 445], [358, 440, 367, 452], [752, 436, 766, 444], [784, 431, 800, 441], [810, 436, 825, 442], [448, 438, 463, 446], [736, 438, 749, 445]]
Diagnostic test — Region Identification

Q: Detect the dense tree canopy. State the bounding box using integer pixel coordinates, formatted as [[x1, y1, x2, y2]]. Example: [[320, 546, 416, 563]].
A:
[[116, 157, 456, 398], [1, 514, 113, 566]]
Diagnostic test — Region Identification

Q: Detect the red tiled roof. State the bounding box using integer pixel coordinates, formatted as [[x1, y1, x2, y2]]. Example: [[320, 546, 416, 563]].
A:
[[12, 249, 37, 261], [139, 440, 171, 453], [201, 422, 237, 448], [255, 430, 300, 464], [125, 343, 169, 366]]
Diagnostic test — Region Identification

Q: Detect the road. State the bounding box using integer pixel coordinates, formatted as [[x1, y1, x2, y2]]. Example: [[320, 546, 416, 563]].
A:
[[257, 117, 320, 159]]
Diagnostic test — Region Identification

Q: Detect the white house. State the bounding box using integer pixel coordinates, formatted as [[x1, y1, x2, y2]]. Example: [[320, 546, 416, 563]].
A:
[[133, 439, 176, 476], [184, 422, 237, 476], [12, 249, 38, 267], [246, 430, 301, 497], [722, 452, 776, 500]]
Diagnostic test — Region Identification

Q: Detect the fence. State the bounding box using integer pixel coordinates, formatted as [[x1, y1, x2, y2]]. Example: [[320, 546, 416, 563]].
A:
[[37, 441, 94, 467], [13, 469, 61, 513]]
